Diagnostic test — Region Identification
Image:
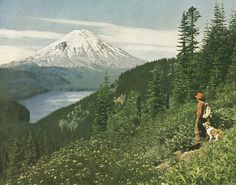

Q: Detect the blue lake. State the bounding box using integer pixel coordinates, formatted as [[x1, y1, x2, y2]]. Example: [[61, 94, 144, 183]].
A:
[[19, 91, 93, 123]]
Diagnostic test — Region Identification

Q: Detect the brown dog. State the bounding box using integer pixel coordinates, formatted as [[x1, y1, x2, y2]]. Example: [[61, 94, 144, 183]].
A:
[[202, 121, 224, 142]]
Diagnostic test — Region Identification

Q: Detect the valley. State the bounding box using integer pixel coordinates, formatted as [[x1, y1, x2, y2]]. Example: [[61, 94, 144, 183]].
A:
[[19, 90, 93, 123]]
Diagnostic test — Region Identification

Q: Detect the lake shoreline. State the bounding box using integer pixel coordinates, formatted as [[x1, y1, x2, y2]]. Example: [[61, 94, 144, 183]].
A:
[[18, 90, 94, 123], [16, 88, 97, 101]]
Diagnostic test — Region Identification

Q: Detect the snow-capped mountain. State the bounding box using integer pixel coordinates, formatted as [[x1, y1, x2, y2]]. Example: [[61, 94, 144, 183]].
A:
[[14, 30, 145, 69]]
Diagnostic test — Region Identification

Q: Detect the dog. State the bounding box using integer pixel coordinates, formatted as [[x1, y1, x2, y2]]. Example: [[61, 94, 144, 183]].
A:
[[202, 121, 224, 142]]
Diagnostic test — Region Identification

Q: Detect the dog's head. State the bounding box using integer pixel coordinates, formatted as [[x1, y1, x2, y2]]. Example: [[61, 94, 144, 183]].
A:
[[203, 121, 211, 128]]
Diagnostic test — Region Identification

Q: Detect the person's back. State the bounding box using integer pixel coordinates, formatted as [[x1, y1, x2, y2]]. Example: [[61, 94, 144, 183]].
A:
[[194, 92, 206, 148]]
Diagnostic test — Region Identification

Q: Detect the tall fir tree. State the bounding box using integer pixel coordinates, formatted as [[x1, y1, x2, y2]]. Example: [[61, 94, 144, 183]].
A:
[[227, 45, 236, 83], [24, 132, 37, 166], [0, 139, 8, 181], [174, 6, 201, 103], [226, 11, 236, 83], [95, 72, 112, 131], [146, 67, 165, 119], [177, 11, 190, 64], [175, 12, 189, 104], [6, 138, 24, 180], [198, 22, 212, 89], [160, 59, 174, 108], [203, 3, 229, 89], [172, 60, 189, 104], [227, 11, 236, 66], [186, 6, 201, 60], [186, 6, 201, 95], [228, 11, 236, 44], [177, 7, 201, 66]]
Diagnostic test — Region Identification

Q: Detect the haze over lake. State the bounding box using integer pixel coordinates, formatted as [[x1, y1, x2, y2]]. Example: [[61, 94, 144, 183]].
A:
[[19, 91, 93, 123]]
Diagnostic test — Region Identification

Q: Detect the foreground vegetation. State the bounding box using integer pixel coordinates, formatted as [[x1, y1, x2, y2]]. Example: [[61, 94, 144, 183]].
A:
[[7, 83, 236, 185], [163, 120, 236, 185]]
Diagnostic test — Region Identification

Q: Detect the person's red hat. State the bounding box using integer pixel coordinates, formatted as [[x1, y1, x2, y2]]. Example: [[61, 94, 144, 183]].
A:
[[195, 92, 204, 100]]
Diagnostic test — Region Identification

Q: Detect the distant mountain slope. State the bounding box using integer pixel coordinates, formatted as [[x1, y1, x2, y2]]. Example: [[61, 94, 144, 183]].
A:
[[0, 67, 71, 99], [9, 30, 145, 70], [0, 64, 122, 99]]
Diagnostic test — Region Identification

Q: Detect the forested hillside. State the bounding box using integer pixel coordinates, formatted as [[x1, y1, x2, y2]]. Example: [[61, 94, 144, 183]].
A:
[[0, 97, 30, 184], [2, 2, 236, 185], [7, 84, 236, 185], [0, 66, 73, 99]]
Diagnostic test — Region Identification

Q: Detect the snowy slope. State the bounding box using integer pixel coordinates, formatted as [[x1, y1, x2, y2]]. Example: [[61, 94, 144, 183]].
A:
[[14, 30, 145, 69]]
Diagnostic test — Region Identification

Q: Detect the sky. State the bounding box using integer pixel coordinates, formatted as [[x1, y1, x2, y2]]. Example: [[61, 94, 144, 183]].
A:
[[0, 0, 236, 64]]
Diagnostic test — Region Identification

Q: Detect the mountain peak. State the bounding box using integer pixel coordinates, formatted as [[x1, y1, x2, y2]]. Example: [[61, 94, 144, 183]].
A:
[[69, 29, 94, 35], [12, 30, 145, 69], [62, 30, 96, 40]]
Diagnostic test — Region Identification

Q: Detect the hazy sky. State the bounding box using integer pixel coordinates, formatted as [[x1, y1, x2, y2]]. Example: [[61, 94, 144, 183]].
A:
[[0, 0, 235, 64]]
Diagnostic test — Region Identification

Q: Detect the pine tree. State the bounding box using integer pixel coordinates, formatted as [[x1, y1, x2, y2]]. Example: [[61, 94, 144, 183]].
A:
[[186, 6, 201, 60], [177, 11, 190, 63], [227, 45, 236, 83], [226, 12, 236, 83], [177, 7, 201, 64], [185, 6, 201, 95], [186, 7, 201, 91], [6, 138, 23, 180], [172, 61, 189, 104], [159, 58, 174, 108], [146, 67, 165, 119], [0, 139, 7, 181], [204, 3, 228, 89], [24, 132, 36, 166], [202, 21, 210, 46], [95, 72, 112, 131], [174, 11, 189, 104], [228, 11, 236, 46], [174, 6, 201, 103], [198, 22, 212, 89], [227, 11, 236, 67]]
